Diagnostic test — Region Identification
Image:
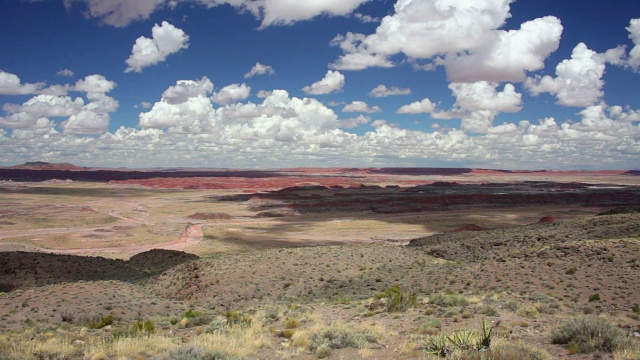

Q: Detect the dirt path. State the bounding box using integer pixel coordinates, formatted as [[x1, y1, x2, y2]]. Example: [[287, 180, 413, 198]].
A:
[[0, 224, 203, 255], [40, 224, 203, 255]]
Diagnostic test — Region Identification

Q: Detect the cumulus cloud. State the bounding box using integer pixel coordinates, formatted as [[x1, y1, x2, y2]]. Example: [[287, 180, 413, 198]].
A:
[[60, 110, 111, 134], [342, 101, 381, 113], [56, 69, 75, 77], [302, 70, 345, 95], [63, 0, 165, 27], [0, 71, 44, 95], [354, 13, 379, 23], [525, 43, 605, 107], [340, 114, 370, 128], [124, 21, 189, 73], [211, 83, 251, 105], [449, 82, 522, 113], [396, 98, 436, 114], [626, 18, 640, 71], [244, 62, 275, 78], [443, 16, 563, 82], [331, 0, 563, 82], [66, 0, 368, 28], [329, 33, 394, 70], [369, 84, 411, 97], [257, 0, 368, 28], [0, 74, 118, 134], [162, 77, 214, 104], [73, 74, 117, 94]]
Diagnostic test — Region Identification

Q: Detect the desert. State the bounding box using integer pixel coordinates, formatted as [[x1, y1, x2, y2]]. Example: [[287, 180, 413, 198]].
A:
[[0, 163, 638, 359]]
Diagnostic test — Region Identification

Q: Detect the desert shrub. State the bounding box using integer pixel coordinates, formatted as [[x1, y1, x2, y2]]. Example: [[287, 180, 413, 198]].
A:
[[183, 309, 205, 319], [153, 344, 243, 360], [566, 267, 577, 275], [297, 323, 380, 352], [482, 304, 500, 317], [224, 311, 252, 328], [284, 317, 301, 329], [315, 344, 333, 358], [83, 313, 116, 329], [130, 319, 156, 336], [416, 318, 442, 335], [551, 316, 633, 354], [181, 314, 211, 328], [589, 293, 601, 302], [429, 293, 469, 307], [373, 286, 417, 312], [282, 329, 296, 339], [443, 308, 460, 318], [516, 305, 539, 319], [451, 340, 552, 360], [204, 318, 229, 334], [423, 321, 493, 356]]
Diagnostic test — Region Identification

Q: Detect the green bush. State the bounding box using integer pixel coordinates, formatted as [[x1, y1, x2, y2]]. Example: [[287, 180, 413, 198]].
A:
[[453, 341, 552, 360], [84, 313, 115, 329], [516, 306, 539, 319], [482, 304, 500, 317], [429, 293, 469, 307], [224, 310, 253, 328], [308, 324, 378, 352], [551, 316, 631, 353], [383, 286, 417, 312], [423, 321, 493, 356]]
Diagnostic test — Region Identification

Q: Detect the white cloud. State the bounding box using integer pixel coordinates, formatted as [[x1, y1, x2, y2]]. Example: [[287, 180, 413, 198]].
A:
[[66, 0, 367, 29], [258, 0, 368, 28], [396, 98, 436, 114], [139, 95, 216, 132], [302, 70, 345, 95], [443, 16, 563, 82], [369, 84, 411, 97], [244, 62, 275, 78], [525, 43, 605, 107], [162, 77, 214, 104], [626, 18, 640, 71], [139, 101, 152, 109], [211, 83, 251, 105], [60, 110, 110, 134], [0, 74, 117, 135], [342, 101, 381, 113], [354, 13, 379, 23], [63, 0, 165, 27], [332, 0, 563, 82], [449, 82, 522, 113], [0, 71, 44, 95], [8, 95, 85, 118], [340, 114, 370, 128], [56, 69, 75, 77], [329, 33, 394, 70], [73, 74, 117, 94], [124, 21, 189, 73], [40, 85, 70, 96]]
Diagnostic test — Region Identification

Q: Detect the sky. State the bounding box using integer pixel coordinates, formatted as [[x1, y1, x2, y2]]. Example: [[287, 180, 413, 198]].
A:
[[0, 0, 639, 170]]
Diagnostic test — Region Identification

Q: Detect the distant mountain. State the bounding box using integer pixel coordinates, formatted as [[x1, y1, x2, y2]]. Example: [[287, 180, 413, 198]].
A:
[[8, 161, 88, 171]]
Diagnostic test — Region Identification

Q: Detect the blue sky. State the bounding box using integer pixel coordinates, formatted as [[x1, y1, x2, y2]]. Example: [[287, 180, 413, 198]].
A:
[[0, 0, 639, 169]]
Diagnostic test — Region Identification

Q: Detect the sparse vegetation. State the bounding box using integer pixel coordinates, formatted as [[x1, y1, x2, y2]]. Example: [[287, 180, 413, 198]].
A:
[[551, 316, 637, 354], [1, 177, 639, 359]]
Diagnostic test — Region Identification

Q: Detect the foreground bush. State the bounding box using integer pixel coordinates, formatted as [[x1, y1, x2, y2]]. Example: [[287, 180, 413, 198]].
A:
[[551, 316, 635, 354], [374, 285, 417, 312], [293, 322, 384, 353], [452, 340, 552, 360]]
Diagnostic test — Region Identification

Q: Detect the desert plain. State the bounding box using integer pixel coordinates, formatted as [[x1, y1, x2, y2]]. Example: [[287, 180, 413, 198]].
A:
[[0, 163, 639, 359]]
